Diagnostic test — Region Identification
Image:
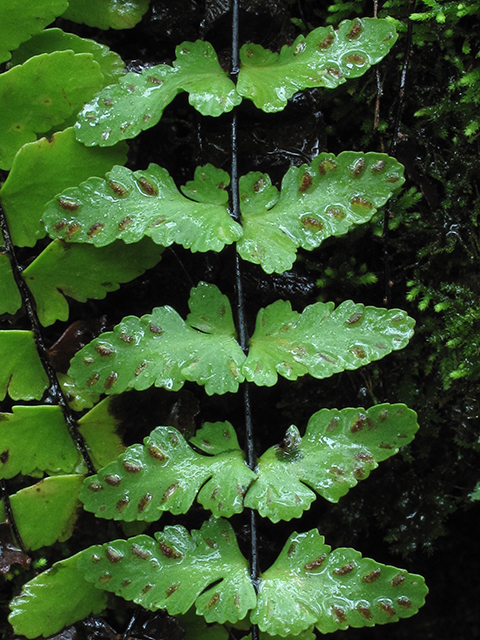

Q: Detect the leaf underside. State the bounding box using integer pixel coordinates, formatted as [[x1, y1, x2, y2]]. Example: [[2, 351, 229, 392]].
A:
[[237, 18, 397, 112], [244, 404, 419, 522], [237, 151, 405, 273], [61, 0, 150, 30], [78, 517, 256, 624], [75, 41, 240, 147], [68, 283, 414, 396], [81, 421, 255, 521], [43, 163, 241, 253]]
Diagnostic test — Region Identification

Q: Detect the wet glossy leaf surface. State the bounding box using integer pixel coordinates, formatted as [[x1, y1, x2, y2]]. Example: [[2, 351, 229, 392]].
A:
[[68, 282, 245, 396], [0, 331, 49, 401], [244, 299, 415, 386], [0, 128, 127, 248], [244, 404, 419, 521], [24, 238, 163, 326], [237, 152, 405, 273], [0, 52, 104, 170], [0, 0, 68, 63], [80, 421, 255, 520], [61, 0, 150, 30], [75, 41, 240, 147], [9, 551, 108, 638], [79, 517, 256, 624], [0, 475, 83, 550], [237, 18, 397, 112], [9, 28, 125, 87], [251, 529, 428, 636], [43, 163, 241, 252]]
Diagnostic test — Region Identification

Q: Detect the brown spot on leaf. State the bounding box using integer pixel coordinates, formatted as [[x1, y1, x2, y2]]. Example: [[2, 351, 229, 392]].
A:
[[350, 157, 366, 178], [118, 217, 134, 230], [159, 542, 182, 559], [120, 333, 134, 343], [58, 197, 79, 212], [109, 181, 128, 196], [301, 215, 323, 230], [304, 554, 326, 571], [102, 98, 113, 107], [379, 442, 393, 449], [332, 605, 347, 622], [86, 374, 100, 387], [318, 158, 337, 175], [105, 547, 123, 563], [299, 172, 313, 192], [351, 196, 373, 209], [138, 493, 152, 512], [147, 76, 163, 85], [207, 593, 220, 608], [0, 450, 9, 464], [354, 467, 366, 479], [52, 220, 68, 232], [87, 223, 104, 238], [397, 596, 412, 608], [351, 347, 366, 358], [358, 605, 373, 619], [326, 207, 345, 219], [162, 483, 179, 502], [88, 482, 103, 492], [318, 353, 337, 364], [135, 361, 148, 376], [95, 344, 114, 356], [149, 323, 163, 335], [104, 372, 118, 389], [288, 543, 296, 556], [122, 579, 132, 587], [345, 53, 367, 65], [354, 451, 374, 464], [388, 176, 400, 183], [347, 19, 363, 39], [205, 538, 216, 548], [334, 562, 355, 576], [371, 160, 387, 173], [131, 544, 151, 559], [326, 66, 343, 78], [327, 417, 339, 432], [379, 409, 389, 422], [99, 573, 111, 583], [104, 474, 121, 486], [65, 223, 81, 239], [351, 414, 367, 432], [391, 574, 405, 587], [318, 33, 334, 49], [138, 178, 158, 196], [116, 497, 129, 512], [362, 568, 381, 583], [379, 602, 396, 616], [141, 583, 153, 595], [346, 311, 363, 325], [166, 583, 179, 597], [148, 444, 167, 461], [123, 461, 142, 473]]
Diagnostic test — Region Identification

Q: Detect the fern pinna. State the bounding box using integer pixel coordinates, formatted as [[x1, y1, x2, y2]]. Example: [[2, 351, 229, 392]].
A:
[[0, 1, 427, 638]]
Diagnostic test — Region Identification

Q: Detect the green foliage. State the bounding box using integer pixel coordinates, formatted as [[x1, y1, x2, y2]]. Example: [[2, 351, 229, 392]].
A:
[[0, 5, 431, 640]]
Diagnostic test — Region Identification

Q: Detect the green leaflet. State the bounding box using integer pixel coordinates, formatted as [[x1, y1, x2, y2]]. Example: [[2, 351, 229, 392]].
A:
[[78, 517, 256, 624], [0, 52, 104, 170], [43, 164, 241, 252], [9, 28, 125, 86], [244, 404, 419, 522], [251, 529, 428, 636], [0, 252, 21, 315], [23, 238, 163, 326], [68, 282, 246, 396], [44, 153, 402, 272], [0, 0, 68, 63], [0, 399, 124, 479], [75, 41, 241, 147], [243, 299, 414, 386], [68, 283, 414, 395], [0, 127, 127, 247], [8, 551, 108, 638], [0, 475, 83, 550], [242, 630, 315, 640], [0, 331, 48, 401], [176, 609, 229, 640], [237, 18, 397, 112], [80, 422, 255, 521], [237, 152, 405, 273], [62, 0, 150, 30]]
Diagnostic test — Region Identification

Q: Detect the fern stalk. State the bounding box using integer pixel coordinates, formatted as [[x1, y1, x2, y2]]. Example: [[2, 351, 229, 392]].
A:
[[0, 202, 95, 475]]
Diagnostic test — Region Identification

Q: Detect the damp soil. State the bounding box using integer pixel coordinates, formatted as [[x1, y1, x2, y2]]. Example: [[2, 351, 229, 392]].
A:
[[2, 1, 480, 639]]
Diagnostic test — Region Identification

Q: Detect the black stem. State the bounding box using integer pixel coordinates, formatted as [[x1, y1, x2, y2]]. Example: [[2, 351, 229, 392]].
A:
[[230, 2, 260, 639], [0, 479, 28, 557], [0, 204, 96, 475], [383, 2, 414, 306]]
